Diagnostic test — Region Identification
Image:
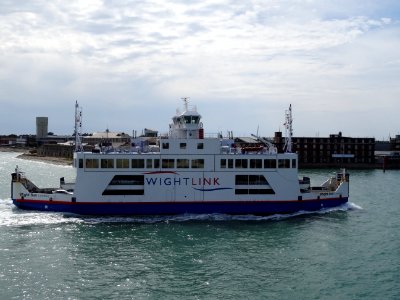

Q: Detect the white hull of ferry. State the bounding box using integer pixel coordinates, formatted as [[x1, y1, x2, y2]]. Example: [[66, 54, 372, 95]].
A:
[[11, 154, 349, 216]]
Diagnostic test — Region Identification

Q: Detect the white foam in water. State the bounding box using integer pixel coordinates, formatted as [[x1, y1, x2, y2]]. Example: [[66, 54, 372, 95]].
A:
[[347, 202, 363, 210], [0, 197, 362, 226], [0, 198, 84, 227]]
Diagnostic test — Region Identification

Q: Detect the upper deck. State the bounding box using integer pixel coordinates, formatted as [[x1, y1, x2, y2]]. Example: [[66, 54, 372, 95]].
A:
[[73, 98, 295, 171], [73, 149, 298, 173]]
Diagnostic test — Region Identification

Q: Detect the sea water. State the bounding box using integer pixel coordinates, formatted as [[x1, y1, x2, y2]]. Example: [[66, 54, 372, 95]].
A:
[[0, 152, 399, 299]]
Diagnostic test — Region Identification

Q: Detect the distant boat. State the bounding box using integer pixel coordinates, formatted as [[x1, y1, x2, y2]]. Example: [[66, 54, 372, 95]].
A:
[[11, 100, 349, 215]]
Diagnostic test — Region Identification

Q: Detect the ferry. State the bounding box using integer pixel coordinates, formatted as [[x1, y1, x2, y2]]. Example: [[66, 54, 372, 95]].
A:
[[11, 100, 349, 215]]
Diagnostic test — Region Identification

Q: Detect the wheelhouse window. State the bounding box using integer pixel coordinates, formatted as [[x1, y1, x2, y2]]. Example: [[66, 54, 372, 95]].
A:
[[79, 159, 83, 168], [162, 159, 175, 168], [191, 159, 204, 169], [116, 159, 129, 168], [101, 159, 114, 169], [184, 116, 200, 124], [197, 143, 204, 150], [180, 143, 187, 149], [192, 116, 199, 124], [162, 143, 169, 149], [177, 159, 189, 168], [131, 159, 145, 168]]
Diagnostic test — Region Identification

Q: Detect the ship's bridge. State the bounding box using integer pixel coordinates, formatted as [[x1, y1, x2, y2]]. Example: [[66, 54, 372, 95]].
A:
[[169, 98, 204, 139]]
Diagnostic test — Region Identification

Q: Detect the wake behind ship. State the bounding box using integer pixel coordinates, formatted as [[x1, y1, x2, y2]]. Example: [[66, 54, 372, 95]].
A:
[[11, 100, 349, 215]]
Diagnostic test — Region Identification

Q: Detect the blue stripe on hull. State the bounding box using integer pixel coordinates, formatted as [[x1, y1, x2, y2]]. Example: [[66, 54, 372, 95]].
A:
[[13, 198, 348, 216]]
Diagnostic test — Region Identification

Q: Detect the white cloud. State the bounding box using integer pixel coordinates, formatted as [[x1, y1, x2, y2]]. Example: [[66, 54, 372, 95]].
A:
[[0, 0, 399, 138]]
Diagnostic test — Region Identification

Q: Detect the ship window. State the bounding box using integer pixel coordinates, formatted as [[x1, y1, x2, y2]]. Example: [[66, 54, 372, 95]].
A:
[[235, 188, 275, 195], [132, 159, 145, 168], [220, 159, 226, 168], [228, 159, 234, 168], [235, 159, 248, 168], [180, 143, 187, 149], [235, 175, 248, 185], [109, 175, 144, 185], [250, 159, 262, 169], [103, 175, 145, 195], [249, 175, 268, 185], [116, 159, 129, 168], [177, 159, 189, 168], [278, 159, 290, 168], [184, 116, 191, 124], [85, 159, 99, 168], [154, 159, 160, 168], [191, 159, 204, 169], [235, 189, 248, 195], [162, 142, 169, 149], [292, 159, 297, 169], [248, 189, 275, 194], [146, 159, 153, 168], [162, 159, 175, 168], [235, 175, 269, 185], [197, 143, 204, 150], [101, 159, 114, 168], [79, 159, 83, 168], [264, 159, 276, 169], [192, 116, 199, 124]]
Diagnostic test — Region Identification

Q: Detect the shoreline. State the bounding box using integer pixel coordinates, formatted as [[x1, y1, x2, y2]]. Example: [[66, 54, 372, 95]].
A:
[[16, 153, 73, 166], [0, 146, 28, 153], [0, 147, 72, 166]]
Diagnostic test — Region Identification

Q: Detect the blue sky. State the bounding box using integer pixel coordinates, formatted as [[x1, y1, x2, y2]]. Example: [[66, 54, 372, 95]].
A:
[[0, 0, 399, 139]]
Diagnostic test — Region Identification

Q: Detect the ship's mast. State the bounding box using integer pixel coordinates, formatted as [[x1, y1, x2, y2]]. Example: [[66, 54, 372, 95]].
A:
[[182, 97, 189, 111], [74, 101, 83, 152], [284, 104, 293, 153]]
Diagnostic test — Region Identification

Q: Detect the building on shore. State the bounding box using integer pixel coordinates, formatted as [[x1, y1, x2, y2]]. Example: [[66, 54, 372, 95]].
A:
[[37, 142, 93, 159], [82, 130, 131, 147], [375, 138, 400, 169], [0, 135, 37, 147], [36, 117, 48, 140], [390, 135, 400, 151], [273, 131, 375, 168]]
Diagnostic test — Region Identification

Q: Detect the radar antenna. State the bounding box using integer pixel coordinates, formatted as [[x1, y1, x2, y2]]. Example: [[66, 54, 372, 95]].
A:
[[74, 101, 83, 152], [283, 104, 293, 153]]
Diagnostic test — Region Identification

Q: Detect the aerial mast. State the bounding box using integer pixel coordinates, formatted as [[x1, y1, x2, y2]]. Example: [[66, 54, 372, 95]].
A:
[[74, 101, 83, 152], [284, 104, 293, 153], [181, 97, 189, 111]]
